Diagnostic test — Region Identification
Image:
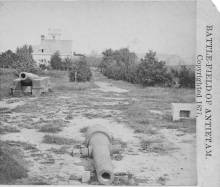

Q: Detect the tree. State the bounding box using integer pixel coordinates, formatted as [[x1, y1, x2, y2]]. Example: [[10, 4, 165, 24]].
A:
[[62, 57, 72, 70], [69, 57, 92, 82], [0, 50, 19, 68], [178, 66, 195, 88], [50, 51, 62, 70], [12, 45, 37, 73], [136, 50, 169, 86], [99, 49, 114, 73], [99, 48, 138, 82]]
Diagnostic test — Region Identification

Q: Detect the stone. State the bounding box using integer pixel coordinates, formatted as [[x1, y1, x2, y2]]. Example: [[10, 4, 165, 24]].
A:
[[69, 174, 81, 181], [171, 103, 196, 121], [81, 171, 90, 183]]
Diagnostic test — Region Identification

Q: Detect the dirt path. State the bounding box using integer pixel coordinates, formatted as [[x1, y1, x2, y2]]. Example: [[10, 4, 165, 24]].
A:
[[0, 70, 196, 185]]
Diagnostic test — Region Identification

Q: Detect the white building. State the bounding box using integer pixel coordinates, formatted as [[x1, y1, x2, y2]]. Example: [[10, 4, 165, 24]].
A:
[[33, 30, 72, 66]]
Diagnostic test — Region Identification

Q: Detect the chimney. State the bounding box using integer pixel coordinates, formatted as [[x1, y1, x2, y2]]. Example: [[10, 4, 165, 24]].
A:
[[41, 35, 45, 41]]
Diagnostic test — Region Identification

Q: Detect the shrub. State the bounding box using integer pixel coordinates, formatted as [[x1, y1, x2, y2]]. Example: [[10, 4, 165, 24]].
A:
[[136, 50, 169, 86], [178, 66, 195, 88], [50, 51, 62, 70], [50, 54, 73, 71], [99, 48, 138, 83], [14, 45, 38, 73], [99, 48, 195, 89], [0, 68, 17, 99], [61, 57, 72, 71], [69, 58, 92, 82], [0, 45, 38, 74], [39, 64, 49, 71], [0, 50, 18, 68], [167, 66, 195, 88]]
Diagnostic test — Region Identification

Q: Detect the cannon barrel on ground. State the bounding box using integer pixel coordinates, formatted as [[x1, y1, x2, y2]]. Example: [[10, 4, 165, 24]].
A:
[[85, 125, 114, 185]]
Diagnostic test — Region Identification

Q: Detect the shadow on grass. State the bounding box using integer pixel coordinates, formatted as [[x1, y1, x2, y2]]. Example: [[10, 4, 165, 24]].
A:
[[47, 146, 69, 155], [126, 99, 196, 134], [0, 125, 20, 134], [161, 118, 196, 134], [55, 82, 96, 91], [139, 138, 179, 154], [0, 141, 27, 184], [42, 135, 79, 145], [39, 124, 63, 133]]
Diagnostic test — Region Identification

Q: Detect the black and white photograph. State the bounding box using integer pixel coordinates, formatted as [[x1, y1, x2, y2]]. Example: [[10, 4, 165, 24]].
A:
[[1, 0, 217, 186]]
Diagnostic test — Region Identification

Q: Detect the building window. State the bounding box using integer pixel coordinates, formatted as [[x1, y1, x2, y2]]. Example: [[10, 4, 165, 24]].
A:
[[180, 110, 190, 118], [42, 49, 44, 53]]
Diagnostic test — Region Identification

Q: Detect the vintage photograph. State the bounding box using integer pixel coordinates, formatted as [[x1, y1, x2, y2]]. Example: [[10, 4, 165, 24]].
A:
[[0, 1, 197, 186]]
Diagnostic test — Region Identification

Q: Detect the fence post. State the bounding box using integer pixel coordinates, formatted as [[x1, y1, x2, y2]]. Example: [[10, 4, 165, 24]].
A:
[[75, 71, 77, 82]]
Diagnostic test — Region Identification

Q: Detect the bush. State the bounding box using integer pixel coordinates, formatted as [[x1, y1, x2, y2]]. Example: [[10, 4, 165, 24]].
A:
[[136, 50, 169, 86], [177, 66, 195, 88], [69, 58, 92, 82], [99, 48, 195, 89], [50, 51, 62, 70], [39, 64, 49, 71], [85, 55, 102, 67], [0, 69, 17, 99], [0, 50, 18, 68], [0, 45, 38, 74], [99, 48, 138, 83], [49, 53, 73, 71], [61, 57, 72, 71]]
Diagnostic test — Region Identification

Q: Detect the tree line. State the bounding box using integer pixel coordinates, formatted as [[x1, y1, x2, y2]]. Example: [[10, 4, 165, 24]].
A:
[[49, 51, 92, 82], [0, 45, 37, 74], [99, 48, 195, 88], [0, 46, 92, 82], [0, 45, 195, 87]]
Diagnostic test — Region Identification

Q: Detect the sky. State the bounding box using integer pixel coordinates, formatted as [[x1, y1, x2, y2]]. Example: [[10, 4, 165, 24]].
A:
[[0, 0, 196, 61]]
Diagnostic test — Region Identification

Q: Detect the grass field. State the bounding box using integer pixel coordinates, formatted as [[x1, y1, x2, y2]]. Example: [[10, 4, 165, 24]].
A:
[[0, 68, 196, 185], [0, 68, 17, 99]]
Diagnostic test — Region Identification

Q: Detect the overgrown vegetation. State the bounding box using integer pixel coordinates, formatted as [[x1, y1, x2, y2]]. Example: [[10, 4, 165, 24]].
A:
[[49, 51, 62, 70], [0, 45, 38, 74], [0, 69, 17, 98], [99, 48, 138, 83], [136, 51, 170, 86], [48, 51, 92, 82], [39, 69, 95, 92], [124, 86, 196, 135], [0, 45, 39, 98], [69, 58, 92, 82], [169, 66, 195, 88], [99, 48, 195, 88], [0, 141, 27, 184]]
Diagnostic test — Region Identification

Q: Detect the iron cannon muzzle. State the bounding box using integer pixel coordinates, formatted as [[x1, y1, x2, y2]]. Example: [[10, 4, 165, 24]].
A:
[[85, 125, 114, 185], [19, 72, 39, 80]]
